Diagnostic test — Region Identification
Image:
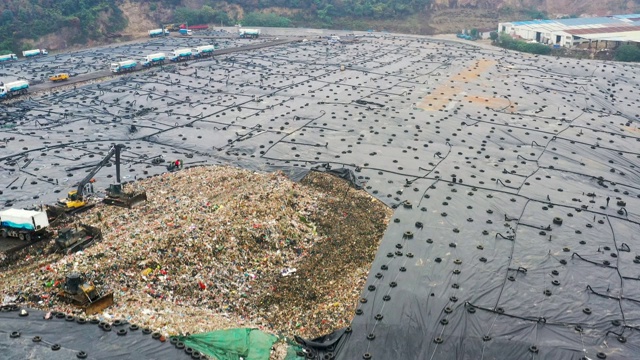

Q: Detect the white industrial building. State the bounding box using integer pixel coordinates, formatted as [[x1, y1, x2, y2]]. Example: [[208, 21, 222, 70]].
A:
[[498, 14, 640, 48]]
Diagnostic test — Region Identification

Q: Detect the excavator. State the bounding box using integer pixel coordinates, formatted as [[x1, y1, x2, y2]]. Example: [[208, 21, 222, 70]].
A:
[[58, 144, 147, 210]]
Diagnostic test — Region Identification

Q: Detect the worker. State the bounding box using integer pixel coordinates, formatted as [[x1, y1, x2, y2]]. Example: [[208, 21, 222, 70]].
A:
[[175, 160, 181, 168], [606, 197, 610, 207]]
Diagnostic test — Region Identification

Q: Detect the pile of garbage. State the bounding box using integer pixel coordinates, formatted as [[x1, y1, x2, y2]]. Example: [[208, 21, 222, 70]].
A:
[[0, 166, 391, 341]]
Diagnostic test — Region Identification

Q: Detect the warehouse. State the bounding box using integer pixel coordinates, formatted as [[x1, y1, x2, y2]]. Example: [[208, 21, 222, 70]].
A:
[[499, 14, 640, 47]]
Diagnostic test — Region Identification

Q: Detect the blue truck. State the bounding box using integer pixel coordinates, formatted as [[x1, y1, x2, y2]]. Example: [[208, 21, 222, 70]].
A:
[[0, 80, 29, 99], [110, 60, 138, 73], [178, 29, 193, 36], [142, 53, 166, 67]]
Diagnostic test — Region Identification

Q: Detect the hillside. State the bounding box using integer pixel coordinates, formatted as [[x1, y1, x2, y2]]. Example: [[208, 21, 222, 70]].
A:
[[1, 0, 639, 54]]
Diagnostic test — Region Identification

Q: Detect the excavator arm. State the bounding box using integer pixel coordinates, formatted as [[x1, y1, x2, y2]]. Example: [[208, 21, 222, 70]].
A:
[[75, 144, 125, 200]]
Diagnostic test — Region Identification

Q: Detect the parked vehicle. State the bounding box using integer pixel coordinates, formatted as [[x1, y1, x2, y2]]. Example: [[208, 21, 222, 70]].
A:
[[0, 53, 18, 62], [0, 80, 29, 99], [178, 29, 193, 36], [22, 49, 48, 57], [0, 208, 49, 241], [148, 29, 169, 37], [142, 53, 166, 67], [49, 73, 69, 82], [170, 48, 192, 62], [110, 60, 137, 73], [193, 45, 214, 58], [180, 24, 208, 30], [239, 29, 261, 39]]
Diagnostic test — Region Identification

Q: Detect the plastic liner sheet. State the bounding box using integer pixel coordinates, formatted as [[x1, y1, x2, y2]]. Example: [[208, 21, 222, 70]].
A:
[[0, 307, 190, 360], [176, 328, 277, 360], [3, 32, 640, 360]]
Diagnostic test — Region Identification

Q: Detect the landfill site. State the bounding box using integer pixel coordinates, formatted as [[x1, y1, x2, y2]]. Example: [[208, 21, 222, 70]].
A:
[[1, 27, 640, 360]]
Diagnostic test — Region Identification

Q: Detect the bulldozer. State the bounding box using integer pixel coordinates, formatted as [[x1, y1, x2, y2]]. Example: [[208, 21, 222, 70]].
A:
[[103, 183, 148, 208], [55, 224, 102, 254], [58, 273, 113, 315]]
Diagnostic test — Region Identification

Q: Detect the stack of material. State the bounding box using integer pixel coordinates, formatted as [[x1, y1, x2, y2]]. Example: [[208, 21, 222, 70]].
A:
[[0, 166, 391, 342]]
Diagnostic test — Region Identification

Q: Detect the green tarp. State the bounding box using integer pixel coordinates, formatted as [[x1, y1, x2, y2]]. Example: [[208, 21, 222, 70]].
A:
[[177, 328, 278, 360]]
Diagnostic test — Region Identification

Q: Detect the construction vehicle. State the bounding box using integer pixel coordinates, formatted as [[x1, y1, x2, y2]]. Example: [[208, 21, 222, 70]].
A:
[[165, 23, 181, 32], [0, 208, 50, 241], [0, 80, 29, 99], [193, 45, 215, 58], [49, 73, 69, 82], [0, 53, 18, 62], [239, 29, 261, 39], [110, 60, 137, 73], [55, 224, 102, 254], [178, 28, 193, 36], [142, 53, 166, 67], [22, 49, 48, 57], [148, 28, 169, 37], [58, 272, 113, 315], [59, 144, 147, 210], [167, 159, 183, 172]]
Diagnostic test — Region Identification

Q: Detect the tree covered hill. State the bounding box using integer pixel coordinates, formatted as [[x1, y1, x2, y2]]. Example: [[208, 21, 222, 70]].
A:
[[1, 0, 636, 54]]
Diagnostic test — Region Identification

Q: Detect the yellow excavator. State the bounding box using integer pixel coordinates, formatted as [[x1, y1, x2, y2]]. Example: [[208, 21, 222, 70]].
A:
[[59, 144, 147, 210]]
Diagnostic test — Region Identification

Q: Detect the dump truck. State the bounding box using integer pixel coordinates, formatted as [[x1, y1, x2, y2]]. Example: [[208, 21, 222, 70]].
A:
[[193, 45, 215, 58], [110, 60, 137, 73], [22, 49, 48, 57], [0, 80, 29, 99], [0, 53, 18, 62], [170, 48, 192, 62], [239, 29, 260, 38], [55, 224, 102, 254], [58, 272, 113, 315], [178, 29, 193, 36], [0, 208, 49, 241], [148, 28, 168, 37], [142, 52, 166, 67], [49, 73, 69, 82]]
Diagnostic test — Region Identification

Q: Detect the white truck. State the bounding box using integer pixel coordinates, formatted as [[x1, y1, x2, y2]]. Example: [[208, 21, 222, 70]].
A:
[[142, 53, 166, 67], [148, 29, 169, 37], [239, 29, 261, 39], [193, 45, 215, 58], [170, 48, 192, 62], [0, 80, 29, 99], [110, 60, 138, 73], [0, 53, 18, 62], [22, 49, 48, 57], [0, 208, 49, 241]]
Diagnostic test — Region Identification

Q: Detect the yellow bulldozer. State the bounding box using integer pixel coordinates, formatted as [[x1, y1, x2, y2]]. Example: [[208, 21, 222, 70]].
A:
[[58, 273, 113, 315]]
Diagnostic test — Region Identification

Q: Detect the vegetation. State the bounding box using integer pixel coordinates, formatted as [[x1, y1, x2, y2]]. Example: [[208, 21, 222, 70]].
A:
[[173, 5, 230, 26], [242, 12, 292, 28], [0, 0, 438, 52], [614, 45, 640, 62], [496, 33, 551, 55], [0, 0, 127, 52]]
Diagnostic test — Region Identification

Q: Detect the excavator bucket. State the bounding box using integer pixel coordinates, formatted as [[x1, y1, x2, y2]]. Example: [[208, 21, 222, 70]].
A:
[[84, 292, 114, 315]]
